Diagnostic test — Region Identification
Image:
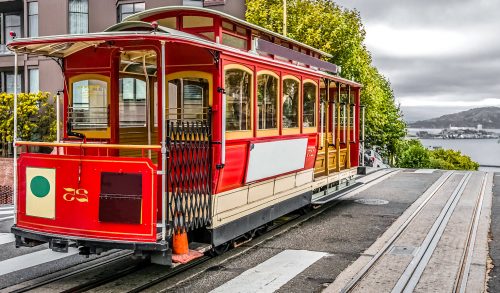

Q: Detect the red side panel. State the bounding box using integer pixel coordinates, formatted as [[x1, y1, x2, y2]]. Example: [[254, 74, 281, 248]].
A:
[[217, 141, 249, 193], [16, 153, 157, 242]]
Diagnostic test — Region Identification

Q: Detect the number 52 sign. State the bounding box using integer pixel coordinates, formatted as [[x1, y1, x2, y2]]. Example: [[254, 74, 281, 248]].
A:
[[63, 188, 89, 202]]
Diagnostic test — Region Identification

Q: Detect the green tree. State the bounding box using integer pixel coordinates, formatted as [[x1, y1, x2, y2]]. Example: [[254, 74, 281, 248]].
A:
[[246, 0, 406, 162], [0, 92, 56, 155]]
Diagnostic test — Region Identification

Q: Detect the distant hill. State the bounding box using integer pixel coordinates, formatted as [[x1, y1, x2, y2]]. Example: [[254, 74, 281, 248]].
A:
[[409, 107, 500, 129]]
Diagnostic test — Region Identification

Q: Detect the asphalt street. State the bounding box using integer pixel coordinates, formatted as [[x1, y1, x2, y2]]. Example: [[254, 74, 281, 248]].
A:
[[154, 169, 442, 292]]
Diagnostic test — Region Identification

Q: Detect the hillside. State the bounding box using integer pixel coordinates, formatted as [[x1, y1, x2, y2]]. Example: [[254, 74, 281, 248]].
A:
[[409, 107, 500, 129]]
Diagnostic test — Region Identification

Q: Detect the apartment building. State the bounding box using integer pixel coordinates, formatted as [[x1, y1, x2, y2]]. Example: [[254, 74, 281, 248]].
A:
[[0, 0, 246, 94]]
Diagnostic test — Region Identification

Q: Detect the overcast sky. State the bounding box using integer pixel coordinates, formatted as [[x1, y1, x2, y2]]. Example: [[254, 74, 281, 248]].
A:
[[333, 0, 500, 121]]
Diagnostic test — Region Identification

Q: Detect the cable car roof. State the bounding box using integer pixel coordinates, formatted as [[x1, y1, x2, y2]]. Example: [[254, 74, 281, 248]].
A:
[[122, 6, 332, 58], [7, 28, 361, 87]]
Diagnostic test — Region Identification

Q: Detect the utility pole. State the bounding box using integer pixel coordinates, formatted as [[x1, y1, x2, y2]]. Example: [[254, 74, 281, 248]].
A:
[[283, 0, 287, 36]]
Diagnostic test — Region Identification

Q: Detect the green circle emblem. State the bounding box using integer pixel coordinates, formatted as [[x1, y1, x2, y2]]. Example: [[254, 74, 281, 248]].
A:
[[30, 176, 50, 198]]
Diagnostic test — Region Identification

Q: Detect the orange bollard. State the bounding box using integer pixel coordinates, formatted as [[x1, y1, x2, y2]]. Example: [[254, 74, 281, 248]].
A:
[[172, 229, 189, 255]]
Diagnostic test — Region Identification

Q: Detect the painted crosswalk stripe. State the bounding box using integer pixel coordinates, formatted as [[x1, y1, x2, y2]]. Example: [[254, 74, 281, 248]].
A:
[[0, 216, 14, 222], [210, 250, 328, 293], [414, 169, 437, 174], [0, 210, 14, 215], [0, 247, 79, 276], [0, 233, 15, 245], [0, 205, 14, 211]]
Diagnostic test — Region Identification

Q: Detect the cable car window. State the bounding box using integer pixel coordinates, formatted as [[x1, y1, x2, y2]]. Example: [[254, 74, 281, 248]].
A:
[[303, 82, 317, 128], [70, 79, 108, 131], [119, 77, 147, 127], [198, 31, 215, 41], [282, 78, 299, 129], [222, 33, 247, 50], [257, 74, 278, 130], [225, 68, 252, 131], [182, 16, 213, 28], [158, 17, 176, 29], [168, 77, 209, 120]]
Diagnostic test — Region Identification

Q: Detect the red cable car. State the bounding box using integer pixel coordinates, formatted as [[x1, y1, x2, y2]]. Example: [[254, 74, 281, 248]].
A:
[[8, 6, 362, 265]]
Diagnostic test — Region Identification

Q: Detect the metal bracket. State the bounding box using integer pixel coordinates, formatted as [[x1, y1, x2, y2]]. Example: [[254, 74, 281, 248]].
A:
[[217, 87, 226, 94], [208, 50, 220, 67], [216, 164, 225, 170], [50, 57, 64, 73]]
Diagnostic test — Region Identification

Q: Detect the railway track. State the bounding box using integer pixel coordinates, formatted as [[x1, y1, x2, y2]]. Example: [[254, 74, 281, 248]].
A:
[[5, 169, 398, 293], [339, 171, 489, 293]]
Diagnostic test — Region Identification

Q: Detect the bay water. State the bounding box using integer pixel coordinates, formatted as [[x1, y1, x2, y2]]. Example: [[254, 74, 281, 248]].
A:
[[408, 128, 500, 172]]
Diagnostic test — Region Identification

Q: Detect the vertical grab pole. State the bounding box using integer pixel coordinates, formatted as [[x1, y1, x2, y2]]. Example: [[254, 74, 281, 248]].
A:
[[362, 106, 366, 166], [332, 97, 335, 144], [352, 102, 356, 143], [221, 93, 226, 165], [343, 103, 346, 143], [160, 41, 167, 241], [56, 92, 61, 142], [13, 52, 18, 225], [320, 102, 324, 148]]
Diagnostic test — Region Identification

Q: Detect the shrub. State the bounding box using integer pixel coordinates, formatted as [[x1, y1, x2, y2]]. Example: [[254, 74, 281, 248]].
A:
[[0, 92, 56, 146], [395, 139, 479, 170], [396, 140, 430, 168]]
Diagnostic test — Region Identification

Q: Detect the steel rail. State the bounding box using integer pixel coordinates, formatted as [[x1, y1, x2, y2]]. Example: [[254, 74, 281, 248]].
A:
[[392, 172, 472, 293], [125, 168, 402, 293], [454, 173, 488, 293], [9, 251, 135, 293], [340, 171, 456, 293], [8, 169, 398, 293]]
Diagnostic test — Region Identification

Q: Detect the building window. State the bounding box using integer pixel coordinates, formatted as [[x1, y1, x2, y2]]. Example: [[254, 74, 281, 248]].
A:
[[257, 73, 278, 130], [28, 2, 38, 37], [303, 82, 317, 128], [282, 78, 300, 129], [117, 2, 145, 22], [225, 68, 252, 132], [183, 0, 203, 7], [6, 72, 22, 94], [29, 68, 39, 93], [69, 0, 88, 34], [5, 14, 22, 43]]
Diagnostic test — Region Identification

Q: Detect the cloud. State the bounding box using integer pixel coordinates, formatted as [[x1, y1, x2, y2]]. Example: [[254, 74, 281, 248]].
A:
[[334, 0, 500, 114]]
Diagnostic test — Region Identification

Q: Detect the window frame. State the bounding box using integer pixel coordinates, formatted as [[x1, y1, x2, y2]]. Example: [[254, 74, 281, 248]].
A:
[[68, 74, 111, 139], [28, 67, 39, 93], [68, 0, 89, 35], [256, 70, 280, 137], [117, 2, 145, 22], [118, 75, 148, 128], [281, 75, 301, 135], [5, 71, 22, 94], [302, 79, 318, 134], [4, 13, 22, 43], [28, 1, 38, 37], [223, 64, 254, 140], [166, 70, 213, 120]]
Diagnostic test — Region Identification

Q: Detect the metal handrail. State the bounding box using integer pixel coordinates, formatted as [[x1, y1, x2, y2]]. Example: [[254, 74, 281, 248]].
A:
[[15, 141, 161, 150]]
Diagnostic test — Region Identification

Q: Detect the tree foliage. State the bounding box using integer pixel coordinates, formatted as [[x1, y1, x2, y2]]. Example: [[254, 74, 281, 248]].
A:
[[395, 139, 479, 171], [246, 0, 406, 161], [0, 92, 56, 144]]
